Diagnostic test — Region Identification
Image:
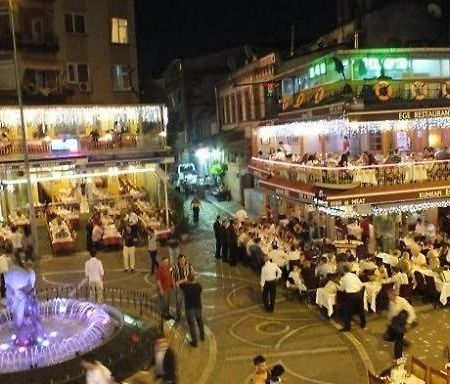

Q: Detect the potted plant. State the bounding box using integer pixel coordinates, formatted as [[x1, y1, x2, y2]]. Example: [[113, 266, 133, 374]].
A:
[[168, 187, 190, 240]]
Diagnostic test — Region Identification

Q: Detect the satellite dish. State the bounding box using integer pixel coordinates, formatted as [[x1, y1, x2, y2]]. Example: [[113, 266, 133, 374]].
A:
[[427, 3, 442, 19]]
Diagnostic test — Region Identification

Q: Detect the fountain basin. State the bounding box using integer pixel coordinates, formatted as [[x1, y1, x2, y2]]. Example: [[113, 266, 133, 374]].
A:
[[0, 298, 122, 374]]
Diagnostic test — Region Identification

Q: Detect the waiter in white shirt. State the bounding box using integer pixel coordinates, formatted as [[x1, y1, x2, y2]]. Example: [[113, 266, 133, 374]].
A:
[[384, 288, 416, 359], [85, 250, 104, 302], [340, 265, 366, 331], [260, 255, 282, 312]]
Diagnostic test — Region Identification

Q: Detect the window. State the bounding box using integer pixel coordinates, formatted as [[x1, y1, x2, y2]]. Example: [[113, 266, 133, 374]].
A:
[[111, 64, 131, 90], [111, 18, 128, 44], [67, 63, 89, 83], [65, 13, 86, 34], [31, 18, 44, 42]]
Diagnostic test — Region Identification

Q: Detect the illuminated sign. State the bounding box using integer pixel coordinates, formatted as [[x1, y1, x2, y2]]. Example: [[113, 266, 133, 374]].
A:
[[51, 139, 79, 152]]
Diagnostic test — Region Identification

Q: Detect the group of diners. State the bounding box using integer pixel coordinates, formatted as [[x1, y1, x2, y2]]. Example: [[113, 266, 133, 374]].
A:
[[258, 138, 450, 168]]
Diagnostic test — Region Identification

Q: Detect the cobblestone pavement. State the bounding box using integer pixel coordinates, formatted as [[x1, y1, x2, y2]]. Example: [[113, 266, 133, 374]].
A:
[[34, 200, 429, 384]]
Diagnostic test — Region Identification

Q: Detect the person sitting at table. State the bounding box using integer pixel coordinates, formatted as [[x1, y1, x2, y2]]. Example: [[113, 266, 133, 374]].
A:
[[374, 260, 389, 280], [439, 242, 450, 266], [425, 220, 436, 242], [268, 147, 276, 159], [315, 257, 333, 283], [286, 264, 306, 297], [337, 152, 349, 168], [411, 245, 427, 267], [427, 249, 440, 270], [434, 233, 446, 249], [391, 267, 409, 293], [398, 252, 412, 275], [268, 242, 287, 270]]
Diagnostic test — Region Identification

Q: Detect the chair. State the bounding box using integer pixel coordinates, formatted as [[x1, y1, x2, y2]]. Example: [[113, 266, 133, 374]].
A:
[[376, 282, 394, 312], [410, 356, 428, 381], [428, 367, 450, 384], [413, 271, 427, 296], [424, 274, 441, 308], [399, 283, 412, 303], [367, 370, 388, 384]]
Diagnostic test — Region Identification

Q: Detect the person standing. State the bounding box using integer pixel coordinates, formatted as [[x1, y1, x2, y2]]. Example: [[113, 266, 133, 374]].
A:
[[167, 225, 180, 266], [250, 355, 269, 384], [213, 216, 221, 259], [22, 225, 34, 261], [191, 194, 201, 225], [148, 227, 159, 275], [220, 220, 228, 261], [172, 254, 195, 321], [180, 273, 205, 347], [339, 265, 366, 331], [384, 288, 416, 360], [85, 250, 104, 302], [91, 220, 104, 252], [260, 255, 282, 312], [154, 335, 177, 384], [122, 225, 137, 272], [155, 257, 174, 320], [126, 208, 139, 238], [227, 220, 238, 265], [0, 251, 10, 300], [80, 353, 114, 384], [10, 226, 23, 258]]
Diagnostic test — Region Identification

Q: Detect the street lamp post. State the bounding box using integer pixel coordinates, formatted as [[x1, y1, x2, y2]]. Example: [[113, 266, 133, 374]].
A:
[[8, 0, 39, 256]]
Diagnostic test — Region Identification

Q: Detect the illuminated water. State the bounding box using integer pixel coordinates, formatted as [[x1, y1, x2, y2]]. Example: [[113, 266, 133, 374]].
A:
[[0, 298, 122, 373]]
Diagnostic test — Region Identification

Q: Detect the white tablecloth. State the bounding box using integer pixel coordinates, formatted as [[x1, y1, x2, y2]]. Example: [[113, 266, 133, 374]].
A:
[[435, 279, 450, 306], [315, 288, 368, 317], [353, 169, 378, 185]]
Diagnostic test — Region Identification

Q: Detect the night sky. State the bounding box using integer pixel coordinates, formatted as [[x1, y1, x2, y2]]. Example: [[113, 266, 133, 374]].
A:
[[135, 0, 338, 79]]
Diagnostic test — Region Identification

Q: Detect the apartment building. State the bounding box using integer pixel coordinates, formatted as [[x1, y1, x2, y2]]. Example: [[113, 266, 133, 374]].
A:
[[0, 0, 139, 104]]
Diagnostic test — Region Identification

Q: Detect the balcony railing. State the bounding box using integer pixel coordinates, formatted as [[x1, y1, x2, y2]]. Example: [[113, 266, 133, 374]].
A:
[[0, 135, 167, 158], [250, 157, 450, 188]]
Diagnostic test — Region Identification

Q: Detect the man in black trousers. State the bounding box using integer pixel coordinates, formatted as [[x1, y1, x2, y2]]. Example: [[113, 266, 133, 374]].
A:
[[260, 255, 282, 312], [213, 216, 221, 259], [340, 264, 366, 331], [181, 273, 205, 347], [220, 219, 228, 261]]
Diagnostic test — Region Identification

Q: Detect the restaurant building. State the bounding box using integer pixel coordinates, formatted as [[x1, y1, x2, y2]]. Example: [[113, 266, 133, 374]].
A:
[[0, 1, 173, 255], [249, 47, 450, 248]]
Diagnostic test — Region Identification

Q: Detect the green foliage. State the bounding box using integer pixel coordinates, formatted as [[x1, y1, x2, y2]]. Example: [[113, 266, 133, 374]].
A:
[[168, 187, 190, 234], [209, 162, 227, 177]]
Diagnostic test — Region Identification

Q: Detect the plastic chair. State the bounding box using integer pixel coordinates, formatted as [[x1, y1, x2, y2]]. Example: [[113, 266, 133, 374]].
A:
[[399, 283, 412, 303], [413, 271, 427, 296], [424, 274, 441, 308], [376, 282, 394, 312], [428, 366, 449, 384], [410, 356, 428, 381]]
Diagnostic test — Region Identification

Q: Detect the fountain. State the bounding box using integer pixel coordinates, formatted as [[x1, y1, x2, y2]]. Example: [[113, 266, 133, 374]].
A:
[[0, 260, 123, 375]]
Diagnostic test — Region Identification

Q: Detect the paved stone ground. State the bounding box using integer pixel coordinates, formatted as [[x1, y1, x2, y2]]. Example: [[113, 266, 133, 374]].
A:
[[31, 200, 450, 383]]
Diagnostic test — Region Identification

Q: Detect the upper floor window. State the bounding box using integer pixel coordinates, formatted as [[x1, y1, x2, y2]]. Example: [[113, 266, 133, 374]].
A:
[[111, 18, 128, 44], [65, 13, 86, 34], [67, 63, 90, 84], [111, 64, 131, 90]]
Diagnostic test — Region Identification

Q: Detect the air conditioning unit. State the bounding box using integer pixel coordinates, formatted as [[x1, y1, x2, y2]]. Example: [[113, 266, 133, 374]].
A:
[[78, 82, 92, 93]]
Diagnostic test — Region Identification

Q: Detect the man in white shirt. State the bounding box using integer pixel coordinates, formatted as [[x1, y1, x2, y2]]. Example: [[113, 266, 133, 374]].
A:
[[85, 250, 104, 302], [385, 288, 416, 359], [340, 265, 365, 331], [126, 209, 139, 237], [414, 218, 426, 241], [260, 255, 282, 312], [148, 228, 159, 275]]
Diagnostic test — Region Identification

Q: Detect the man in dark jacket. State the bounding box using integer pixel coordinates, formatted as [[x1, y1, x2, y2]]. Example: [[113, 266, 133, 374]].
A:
[[154, 335, 177, 384], [180, 273, 205, 347], [213, 216, 221, 259], [227, 220, 238, 265]]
